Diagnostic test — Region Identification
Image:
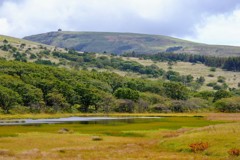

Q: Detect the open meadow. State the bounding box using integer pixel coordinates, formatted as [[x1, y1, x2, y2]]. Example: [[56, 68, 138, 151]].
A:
[[0, 113, 239, 160]]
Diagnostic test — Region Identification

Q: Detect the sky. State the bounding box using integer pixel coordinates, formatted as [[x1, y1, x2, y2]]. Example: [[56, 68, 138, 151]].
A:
[[0, 0, 240, 46]]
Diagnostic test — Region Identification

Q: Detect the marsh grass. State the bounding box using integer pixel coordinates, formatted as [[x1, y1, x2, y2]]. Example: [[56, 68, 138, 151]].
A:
[[161, 122, 240, 158], [0, 113, 204, 120], [0, 114, 233, 159], [228, 148, 240, 157], [103, 131, 145, 137], [0, 133, 18, 138], [189, 142, 209, 152]]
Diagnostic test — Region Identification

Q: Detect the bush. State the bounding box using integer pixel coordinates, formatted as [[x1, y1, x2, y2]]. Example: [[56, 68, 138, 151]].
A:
[[9, 105, 30, 114], [213, 84, 222, 90], [207, 82, 217, 87], [208, 74, 214, 77], [214, 97, 240, 112], [150, 104, 171, 113], [189, 142, 209, 152], [213, 90, 231, 102], [217, 76, 226, 83], [114, 99, 135, 113], [169, 99, 207, 112], [228, 148, 240, 157], [210, 67, 216, 72], [187, 98, 210, 111], [136, 99, 149, 112], [194, 90, 214, 100], [139, 92, 168, 105]]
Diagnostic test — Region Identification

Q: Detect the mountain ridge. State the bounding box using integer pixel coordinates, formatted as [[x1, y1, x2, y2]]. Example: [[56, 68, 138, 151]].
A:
[[23, 31, 240, 57]]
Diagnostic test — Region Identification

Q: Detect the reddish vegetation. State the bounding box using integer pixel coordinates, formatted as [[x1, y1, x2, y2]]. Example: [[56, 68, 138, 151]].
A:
[[228, 148, 240, 157], [189, 142, 209, 152]]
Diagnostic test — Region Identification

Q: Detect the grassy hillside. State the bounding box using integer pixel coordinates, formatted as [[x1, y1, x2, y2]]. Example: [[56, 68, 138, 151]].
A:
[[1, 34, 240, 91], [24, 31, 240, 56], [0, 34, 65, 63], [123, 57, 240, 89]]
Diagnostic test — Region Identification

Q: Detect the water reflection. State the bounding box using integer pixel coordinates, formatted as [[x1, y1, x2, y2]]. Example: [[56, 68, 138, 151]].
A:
[[0, 117, 161, 126]]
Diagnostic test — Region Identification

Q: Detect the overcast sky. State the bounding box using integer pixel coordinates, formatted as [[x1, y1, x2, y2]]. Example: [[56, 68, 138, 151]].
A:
[[0, 0, 240, 46]]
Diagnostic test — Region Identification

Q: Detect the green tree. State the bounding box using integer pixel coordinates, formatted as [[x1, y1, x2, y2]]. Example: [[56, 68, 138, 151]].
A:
[[0, 85, 22, 113], [18, 84, 44, 106], [46, 91, 70, 112], [75, 85, 102, 112], [195, 90, 214, 100], [163, 82, 189, 100], [213, 90, 231, 102], [114, 88, 139, 101]]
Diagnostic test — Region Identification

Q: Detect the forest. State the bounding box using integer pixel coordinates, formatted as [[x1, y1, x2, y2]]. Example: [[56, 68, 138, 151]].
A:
[[122, 52, 240, 71], [0, 59, 239, 114]]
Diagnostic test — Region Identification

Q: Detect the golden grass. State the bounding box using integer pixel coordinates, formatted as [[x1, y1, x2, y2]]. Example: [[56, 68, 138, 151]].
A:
[[0, 132, 212, 160], [206, 113, 240, 121]]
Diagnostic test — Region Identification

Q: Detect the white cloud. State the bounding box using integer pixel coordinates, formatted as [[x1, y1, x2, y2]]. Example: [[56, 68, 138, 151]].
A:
[[0, 0, 181, 37], [0, 18, 9, 35], [183, 9, 240, 46], [0, 0, 240, 46]]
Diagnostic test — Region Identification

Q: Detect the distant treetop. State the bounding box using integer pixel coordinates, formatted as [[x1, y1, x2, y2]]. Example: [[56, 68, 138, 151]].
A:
[[58, 29, 62, 32]]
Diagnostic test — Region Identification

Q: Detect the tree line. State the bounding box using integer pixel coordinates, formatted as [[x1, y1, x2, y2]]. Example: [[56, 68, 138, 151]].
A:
[[122, 52, 240, 72]]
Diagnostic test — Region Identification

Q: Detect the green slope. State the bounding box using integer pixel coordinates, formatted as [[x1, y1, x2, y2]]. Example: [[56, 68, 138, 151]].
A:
[[24, 31, 240, 56]]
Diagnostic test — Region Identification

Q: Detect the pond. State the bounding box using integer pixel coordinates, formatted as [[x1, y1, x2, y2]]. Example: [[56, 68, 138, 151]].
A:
[[0, 116, 162, 125]]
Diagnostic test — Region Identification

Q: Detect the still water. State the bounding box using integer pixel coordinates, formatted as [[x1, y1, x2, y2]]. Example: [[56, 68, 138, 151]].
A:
[[0, 116, 162, 125]]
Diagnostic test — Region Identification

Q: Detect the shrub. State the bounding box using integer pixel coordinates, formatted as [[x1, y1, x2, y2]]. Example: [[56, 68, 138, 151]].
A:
[[228, 148, 240, 157], [213, 84, 222, 90], [30, 54, 37, 59], [9, 105, 30, 114], [213, 90, 231, 102], [189, 142, 209, 152], [210, 67, 216, 72], [169, 99, 207, 112], [214, 97, 240, 112], [150, 104, 171, 113], [194, 90, 214, 100], [3, 39, 8, 44], [217, 76, 226, 83], [208, 74, 214, 77], [114, 99, 135, 113], [206, 82, 217, 87], [139, 92, 168, 105], [196, 76, 205, 85]]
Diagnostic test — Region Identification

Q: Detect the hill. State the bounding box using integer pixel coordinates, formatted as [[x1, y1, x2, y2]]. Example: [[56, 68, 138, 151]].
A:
[[1, 34, 240, 90], [1, 34, 240, 114], [24, 31, 240, 56]]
